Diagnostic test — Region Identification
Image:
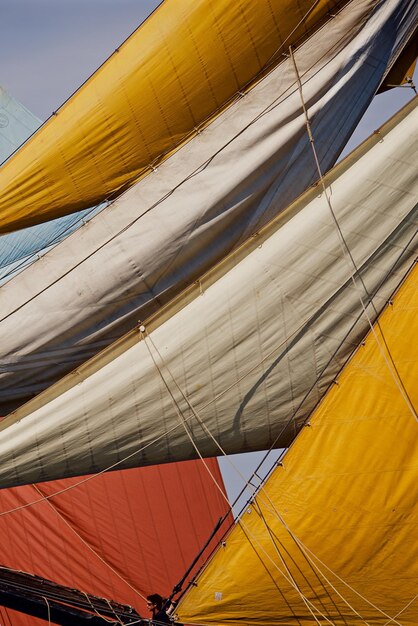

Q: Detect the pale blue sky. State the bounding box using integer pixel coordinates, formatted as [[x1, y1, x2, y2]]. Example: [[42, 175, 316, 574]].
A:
[[0, 0, 416, 509], [1, 1, 159, 119]]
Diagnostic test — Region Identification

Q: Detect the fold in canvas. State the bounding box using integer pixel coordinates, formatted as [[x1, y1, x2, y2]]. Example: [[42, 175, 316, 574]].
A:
[[1, 0, 416, 412], [0, 94, 416, 488]]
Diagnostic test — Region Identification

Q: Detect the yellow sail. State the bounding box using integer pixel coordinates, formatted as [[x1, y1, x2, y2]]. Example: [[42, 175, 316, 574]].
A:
[[0, 0, 366, 234], [179, 262, 418, 625], [379, 26, 417, 90]]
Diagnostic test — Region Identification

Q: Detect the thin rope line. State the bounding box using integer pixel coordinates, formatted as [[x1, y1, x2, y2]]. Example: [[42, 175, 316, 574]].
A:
[[142, 332, 229, 505], [255, 488, 403, 625], [240, 520, 336, 626], [82, 591, 123, 624], [144, 330, 277, 506], [253, 496, 351, 626], [253, 500, 331, 626], [382, 595, 418, 626], [143, 331, 383, 625], [42, 596, 51, 626], [289, 45, 418, 424], [142, 333, 344, 623], [105, 598, 128, 626], [142, 328, 294, 571], [32, 485, 147, 602]]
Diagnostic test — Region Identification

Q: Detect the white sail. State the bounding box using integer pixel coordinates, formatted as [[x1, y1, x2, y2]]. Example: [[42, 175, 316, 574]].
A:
[[1, 0, 416, 413], [0, 96, 416, 488]]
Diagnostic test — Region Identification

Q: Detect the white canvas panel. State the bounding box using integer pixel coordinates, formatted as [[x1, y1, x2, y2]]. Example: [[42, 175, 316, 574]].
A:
[[0, 97, 416, 488]]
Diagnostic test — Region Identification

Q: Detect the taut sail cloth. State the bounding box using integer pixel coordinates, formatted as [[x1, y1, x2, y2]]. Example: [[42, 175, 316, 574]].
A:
[[1, 0, 417, 413], [0, 96, 416, 488], [178, 262, 418, 626], [0, 0, 399, 234]]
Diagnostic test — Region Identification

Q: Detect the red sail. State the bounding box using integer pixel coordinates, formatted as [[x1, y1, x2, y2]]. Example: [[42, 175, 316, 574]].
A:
[[0, 459, 231, 624]]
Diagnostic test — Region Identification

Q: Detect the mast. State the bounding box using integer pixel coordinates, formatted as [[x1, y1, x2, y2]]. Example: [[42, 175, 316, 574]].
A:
[[0, 567, 142, 626]]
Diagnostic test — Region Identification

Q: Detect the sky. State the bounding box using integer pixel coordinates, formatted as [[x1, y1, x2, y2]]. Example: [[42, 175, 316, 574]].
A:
[[0, 0, 416, 509]]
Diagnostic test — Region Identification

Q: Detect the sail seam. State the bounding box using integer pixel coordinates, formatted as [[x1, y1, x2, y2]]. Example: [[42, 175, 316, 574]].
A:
[[31, 486, 147, 603]]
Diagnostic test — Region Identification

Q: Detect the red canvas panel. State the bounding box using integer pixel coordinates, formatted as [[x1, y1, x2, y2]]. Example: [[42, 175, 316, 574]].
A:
[[0, 459, 231, 624]]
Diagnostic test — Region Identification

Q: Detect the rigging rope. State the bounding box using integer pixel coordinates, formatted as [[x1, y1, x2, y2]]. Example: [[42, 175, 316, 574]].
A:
[[141, 329, 346, 623], [82, 591, 123, 625], [253, 501, 334, 626], [143, 328, 410, 625], [0, 251, 415, 522], [32, 485, 147, 602], [289, 45, 418, 424], [254, 487, 404, 625], [42, 596, 51, 626]]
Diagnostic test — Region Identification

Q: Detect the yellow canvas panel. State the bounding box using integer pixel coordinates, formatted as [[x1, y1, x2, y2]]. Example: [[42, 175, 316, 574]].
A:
[[179, 263, 418, 625], [379, 27, 417, 91], [0, 0, 353, 234]]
